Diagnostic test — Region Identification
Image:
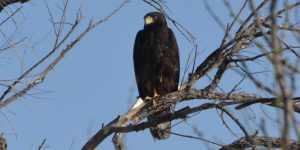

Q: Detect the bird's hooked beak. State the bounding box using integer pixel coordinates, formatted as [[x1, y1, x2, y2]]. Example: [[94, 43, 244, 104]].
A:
[[145, 16, 154, 25]]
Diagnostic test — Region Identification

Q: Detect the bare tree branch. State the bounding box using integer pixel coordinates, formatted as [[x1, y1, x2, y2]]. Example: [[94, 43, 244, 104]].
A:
[[1, 0, 300, 149], [81, 1, 300, 149], [0, 0, 29, 12], [219, 135, 300, 150]]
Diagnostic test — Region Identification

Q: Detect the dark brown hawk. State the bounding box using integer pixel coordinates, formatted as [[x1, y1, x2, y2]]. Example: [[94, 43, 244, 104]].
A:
[[133, 12, 180, 139]]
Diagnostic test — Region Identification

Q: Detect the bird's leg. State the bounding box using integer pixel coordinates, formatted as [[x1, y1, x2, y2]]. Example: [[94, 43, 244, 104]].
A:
[[145, 96, 152, 101], [144, 96, 156, 106], [152, 89, 160, 106], [160, 75, 163, 83], [144, 89, 160, 106], [153, 89, 160, 98]]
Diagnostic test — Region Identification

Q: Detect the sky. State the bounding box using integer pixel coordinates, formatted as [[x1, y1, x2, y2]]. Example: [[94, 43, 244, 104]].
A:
[[0, 0, 298, 150]]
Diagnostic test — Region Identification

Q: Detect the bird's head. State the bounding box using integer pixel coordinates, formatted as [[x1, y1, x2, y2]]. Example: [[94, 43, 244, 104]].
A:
[[144, 12, 167, 27]]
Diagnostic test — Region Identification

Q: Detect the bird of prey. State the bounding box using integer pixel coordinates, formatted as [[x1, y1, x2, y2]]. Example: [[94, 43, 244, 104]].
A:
[[133, 12, 180, 140]]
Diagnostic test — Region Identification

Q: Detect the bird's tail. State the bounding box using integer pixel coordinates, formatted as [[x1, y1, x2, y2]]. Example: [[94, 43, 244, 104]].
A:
[[147, 107, 171, 140]]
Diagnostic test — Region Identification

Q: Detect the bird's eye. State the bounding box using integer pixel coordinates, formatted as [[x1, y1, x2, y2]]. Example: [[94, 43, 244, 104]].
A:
[[154, 16, 158, 19]]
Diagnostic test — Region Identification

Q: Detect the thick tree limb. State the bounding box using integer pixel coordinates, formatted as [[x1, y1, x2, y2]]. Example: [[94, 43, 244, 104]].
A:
[[82, 103, 144, 150], [83, 100, 236, 150], [82, 86, 300, 149]]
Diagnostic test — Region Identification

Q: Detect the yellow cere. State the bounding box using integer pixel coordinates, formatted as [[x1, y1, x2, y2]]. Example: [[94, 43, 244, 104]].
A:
[[145, 16, 154, 25]]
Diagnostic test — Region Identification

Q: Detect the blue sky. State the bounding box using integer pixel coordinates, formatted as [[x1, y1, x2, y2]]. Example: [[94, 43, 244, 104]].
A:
[[0, 0, 297, 149]]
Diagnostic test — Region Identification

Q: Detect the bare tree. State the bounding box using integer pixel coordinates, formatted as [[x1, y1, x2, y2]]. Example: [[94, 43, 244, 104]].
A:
[[0, 0, 128, 149], [1, 0, 300, 150], [0, 0, 29, 12], [82, 0, 300, 150]]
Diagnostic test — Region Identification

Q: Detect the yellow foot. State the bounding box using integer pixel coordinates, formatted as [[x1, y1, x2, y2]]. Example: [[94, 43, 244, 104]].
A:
[[160, 75, 163, 83], [145, 96, 152, 101], [144, 96, 156, 106], [152, 89, 160, 106], [152, 99, 157, 106], [153, 89, 160, 98], [144, 89, 160, 106]]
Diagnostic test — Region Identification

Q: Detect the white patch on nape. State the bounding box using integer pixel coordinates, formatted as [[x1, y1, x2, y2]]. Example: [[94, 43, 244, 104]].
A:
[[130, 97, 145, 110], [178, 84, 181, 90]]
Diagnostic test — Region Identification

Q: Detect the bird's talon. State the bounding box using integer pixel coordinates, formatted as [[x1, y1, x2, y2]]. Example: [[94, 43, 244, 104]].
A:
[[152, 99, 156, 106], [145, 96, 152, 101]]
